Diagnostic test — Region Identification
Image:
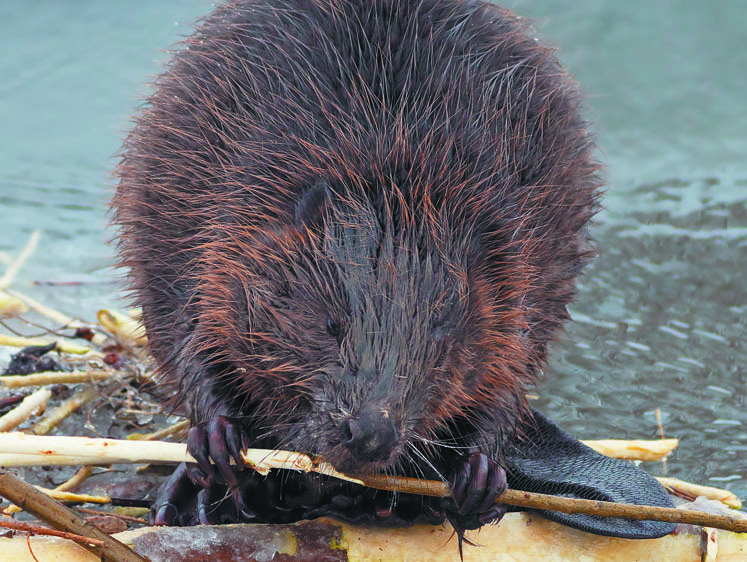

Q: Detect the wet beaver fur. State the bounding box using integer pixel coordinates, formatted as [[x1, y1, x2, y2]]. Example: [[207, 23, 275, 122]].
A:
[[114, 0, 675, 543]]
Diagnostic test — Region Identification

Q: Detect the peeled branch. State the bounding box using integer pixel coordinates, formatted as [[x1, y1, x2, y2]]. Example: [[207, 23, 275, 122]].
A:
[[97, 309, 147, 347], [0, 291, 27, 318], [657, 477, 742, 510], [32, 386, 99, 435], [0, 388, 52, 432], [0, 334, 93, 356], [583, 438, 679, 462], [0, 371, 112, 389]]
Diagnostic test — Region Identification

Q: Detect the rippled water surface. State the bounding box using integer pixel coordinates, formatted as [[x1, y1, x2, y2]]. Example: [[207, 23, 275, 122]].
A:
[[1, 1, 744, 500]]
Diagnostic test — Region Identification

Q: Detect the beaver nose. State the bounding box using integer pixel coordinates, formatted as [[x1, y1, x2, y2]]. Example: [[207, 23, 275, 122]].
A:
[[340, 407, 398, 464]]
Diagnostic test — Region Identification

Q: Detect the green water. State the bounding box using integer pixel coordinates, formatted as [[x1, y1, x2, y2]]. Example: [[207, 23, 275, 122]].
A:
[[1, 1, 744, 500]]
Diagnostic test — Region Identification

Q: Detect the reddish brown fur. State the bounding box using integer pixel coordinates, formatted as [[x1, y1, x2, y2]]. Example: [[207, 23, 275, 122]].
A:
[[113, 0, 599, 477]]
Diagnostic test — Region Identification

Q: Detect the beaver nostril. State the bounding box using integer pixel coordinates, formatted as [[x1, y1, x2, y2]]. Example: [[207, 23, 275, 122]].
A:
[[340, 418, 354, 445], [340, 409, 398, 463]]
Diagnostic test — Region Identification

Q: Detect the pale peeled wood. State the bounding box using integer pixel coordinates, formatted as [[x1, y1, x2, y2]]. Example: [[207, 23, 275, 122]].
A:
[[97, 309, 147, 347], [658, 477, 742, 510], [0, 371, 112, 389], [583, 438, 679, 461], [0, 334, 93, 355], [0, 431, 677, 466], [0, 291, 27, 317], [0, 388, 52, 432]]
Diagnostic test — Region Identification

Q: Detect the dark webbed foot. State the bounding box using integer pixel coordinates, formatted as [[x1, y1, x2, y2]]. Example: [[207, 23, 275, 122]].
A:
[[186, 415, 247, 489], [443, 452, 508, 533], [151, 416, 251, 526], [151, 461, 328, 526], [151, 462, 250, 526]]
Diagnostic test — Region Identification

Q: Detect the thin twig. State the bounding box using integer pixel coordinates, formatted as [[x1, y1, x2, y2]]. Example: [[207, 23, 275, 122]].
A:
[[6, 289, 107, 346], [26, 534, 40, 562], [0, 517, 105, 547], [353, 473, 747, 534], [73, 507, 147, 525], [0, 230, 41, 291]]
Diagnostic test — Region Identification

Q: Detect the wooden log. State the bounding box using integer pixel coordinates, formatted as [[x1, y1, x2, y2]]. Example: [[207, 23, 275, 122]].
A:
[[0, 516, 744, 562]]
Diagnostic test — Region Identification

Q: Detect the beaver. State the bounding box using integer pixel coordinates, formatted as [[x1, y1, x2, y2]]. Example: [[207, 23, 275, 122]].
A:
[[113, 0, 675, 542]]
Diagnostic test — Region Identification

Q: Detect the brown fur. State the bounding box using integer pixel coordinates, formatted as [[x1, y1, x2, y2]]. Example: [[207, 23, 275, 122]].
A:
[[113, 0, 599, 477]]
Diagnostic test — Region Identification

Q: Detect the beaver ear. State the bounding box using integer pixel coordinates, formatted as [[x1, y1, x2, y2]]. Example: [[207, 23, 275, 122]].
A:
[[295, 181, 331, 229]]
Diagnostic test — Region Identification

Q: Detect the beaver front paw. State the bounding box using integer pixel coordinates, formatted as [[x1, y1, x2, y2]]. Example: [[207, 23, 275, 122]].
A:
[[151, 462, 256, 526], [186, 415, 248, 489], [151, 465, 327, 526], [442, 452, 508, 533]]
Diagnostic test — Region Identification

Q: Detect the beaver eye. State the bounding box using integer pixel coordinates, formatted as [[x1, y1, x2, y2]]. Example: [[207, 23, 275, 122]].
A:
[[326, 316, 341, 341]]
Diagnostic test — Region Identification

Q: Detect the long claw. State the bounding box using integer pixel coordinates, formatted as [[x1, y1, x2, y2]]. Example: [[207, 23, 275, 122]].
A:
[[208, 416, 238, 488], [450, 457, 470, 509], [154, 502, 177, 526], [196, 487, 215, 525], [446, 452, 508, 532], [458, 453, 488, 515], [479, 458, 507, 513], [187, 425, 214, 485], [479, 503, 507, 524], [225, 420, 245, 470]]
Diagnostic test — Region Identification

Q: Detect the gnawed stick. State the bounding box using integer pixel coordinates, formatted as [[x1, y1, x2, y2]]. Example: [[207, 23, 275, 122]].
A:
[[0, 433, 743, 534], [0, 388, 52, 432], [581, 438, 678, 462], [97, 309, 147, 348], [128, 419, 190, 441], [32, 386, 98, 435], [3, 487, 110, 516], [54, 466, 96, 493], [0, 370, 112, 389], [658, 477, 742, 510], [0, 334, 93, 355], [0, 469, 147, 562], [0, 292, 27, 317]]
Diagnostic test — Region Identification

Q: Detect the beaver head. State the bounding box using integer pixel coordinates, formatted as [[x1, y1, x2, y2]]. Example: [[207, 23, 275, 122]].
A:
[[192, 176, 533, 474]]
